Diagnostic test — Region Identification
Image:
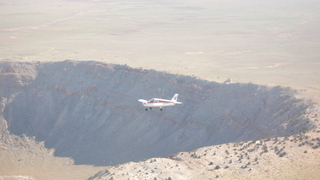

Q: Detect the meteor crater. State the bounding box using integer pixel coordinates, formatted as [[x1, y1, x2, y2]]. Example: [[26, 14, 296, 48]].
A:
[[0, 60, 314, 166]]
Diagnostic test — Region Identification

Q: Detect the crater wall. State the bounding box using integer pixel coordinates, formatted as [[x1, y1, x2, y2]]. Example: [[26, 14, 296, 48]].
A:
[[0, 60, 313, 166]]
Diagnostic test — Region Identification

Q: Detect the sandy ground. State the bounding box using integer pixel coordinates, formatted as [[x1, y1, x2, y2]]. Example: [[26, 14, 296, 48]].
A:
[[0, 0, 319, 179]]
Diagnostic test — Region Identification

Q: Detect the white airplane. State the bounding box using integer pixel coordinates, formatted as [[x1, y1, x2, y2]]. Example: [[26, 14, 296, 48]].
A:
[[138, 93, 182, 111]]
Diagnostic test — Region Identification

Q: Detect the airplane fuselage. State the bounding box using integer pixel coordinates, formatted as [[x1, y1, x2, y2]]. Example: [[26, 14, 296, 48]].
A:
[[142, 99, 177, 107]]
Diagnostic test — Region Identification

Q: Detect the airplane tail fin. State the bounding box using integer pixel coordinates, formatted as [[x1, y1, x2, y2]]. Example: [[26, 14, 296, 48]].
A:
[[171, 93, 179, 102]]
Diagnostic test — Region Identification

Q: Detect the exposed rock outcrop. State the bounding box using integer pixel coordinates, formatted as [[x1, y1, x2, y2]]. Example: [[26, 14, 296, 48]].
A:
[[0, 60, 314, 166]]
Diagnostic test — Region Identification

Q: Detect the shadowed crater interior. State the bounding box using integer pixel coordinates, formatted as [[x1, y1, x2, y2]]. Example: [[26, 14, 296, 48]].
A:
[[0, 60, 314, 166]]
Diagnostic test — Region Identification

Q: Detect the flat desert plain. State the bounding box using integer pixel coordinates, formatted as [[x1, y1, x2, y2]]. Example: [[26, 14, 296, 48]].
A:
[[1, 0, 319, 103], [0, 0, 320, 179]]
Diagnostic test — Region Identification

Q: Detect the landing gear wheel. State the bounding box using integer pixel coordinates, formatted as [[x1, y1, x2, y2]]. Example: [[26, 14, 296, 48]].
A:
[[160, 108, 163, 111], [145, 108, 148, 111], [150, 107, 152, 110]]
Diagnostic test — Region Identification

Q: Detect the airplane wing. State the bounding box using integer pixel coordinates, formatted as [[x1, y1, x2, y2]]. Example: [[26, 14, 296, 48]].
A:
[[138, 99, 147, 103]]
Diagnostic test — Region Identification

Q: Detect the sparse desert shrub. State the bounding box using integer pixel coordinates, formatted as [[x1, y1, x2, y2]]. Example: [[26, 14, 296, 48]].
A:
[[215, 165, 220, 170], [262, 145, 268, 153], [190, 153, 200, 158], [209, 162, 213, 165], [240, 154, 243, 158], [279, 152, 287, 157]]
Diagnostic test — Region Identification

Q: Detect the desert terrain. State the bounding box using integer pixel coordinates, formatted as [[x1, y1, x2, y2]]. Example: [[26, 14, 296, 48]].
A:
[[0, 0, 320, 179]]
